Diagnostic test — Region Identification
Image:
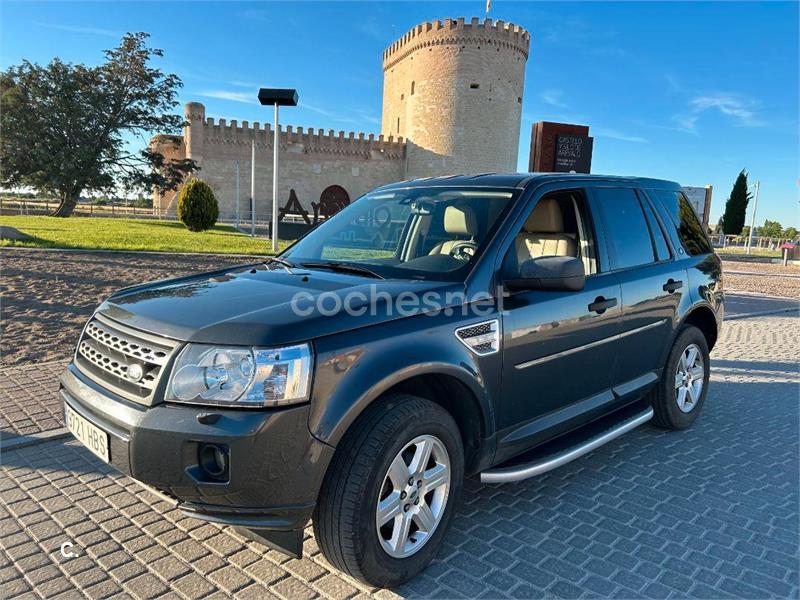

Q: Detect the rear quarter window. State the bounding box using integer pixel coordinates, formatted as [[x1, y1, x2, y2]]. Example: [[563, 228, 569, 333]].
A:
[[650, 190, 713, 256]]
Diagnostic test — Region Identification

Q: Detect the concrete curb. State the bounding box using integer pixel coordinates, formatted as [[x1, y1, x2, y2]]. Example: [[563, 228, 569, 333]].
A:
[[724, 307, 800, 321], [726, 270, 800, 279]]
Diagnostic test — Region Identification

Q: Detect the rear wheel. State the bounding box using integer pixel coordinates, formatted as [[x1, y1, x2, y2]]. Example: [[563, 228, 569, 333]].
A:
[[313, 395, 464, 588], [651, 325, 710, 429]]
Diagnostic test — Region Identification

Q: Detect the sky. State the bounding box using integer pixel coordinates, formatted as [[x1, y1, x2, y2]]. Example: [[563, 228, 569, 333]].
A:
[[1, 1, 798, 227]]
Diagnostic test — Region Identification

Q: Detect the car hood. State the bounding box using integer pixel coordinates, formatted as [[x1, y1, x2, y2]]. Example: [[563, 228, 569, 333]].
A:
[[98, 263, 463, 346]]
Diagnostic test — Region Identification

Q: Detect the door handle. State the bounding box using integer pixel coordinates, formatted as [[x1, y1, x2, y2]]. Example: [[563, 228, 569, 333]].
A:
[[588, 296, 618, 314], [663, 279, 683, 293]]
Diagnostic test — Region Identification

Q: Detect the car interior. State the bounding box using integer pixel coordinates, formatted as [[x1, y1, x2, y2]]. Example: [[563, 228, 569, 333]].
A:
[[505, 191, 597, 277]]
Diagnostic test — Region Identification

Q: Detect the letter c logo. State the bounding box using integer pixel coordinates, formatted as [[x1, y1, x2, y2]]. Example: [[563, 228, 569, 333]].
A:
[[60, 542, 76, 559]]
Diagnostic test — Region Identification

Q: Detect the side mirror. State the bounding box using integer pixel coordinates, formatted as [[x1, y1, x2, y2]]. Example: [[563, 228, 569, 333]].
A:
[[504, 256, 586, 292]]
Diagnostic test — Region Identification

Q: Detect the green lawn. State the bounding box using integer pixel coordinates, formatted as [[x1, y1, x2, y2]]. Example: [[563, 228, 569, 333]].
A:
[[0, 215, 291, 255]]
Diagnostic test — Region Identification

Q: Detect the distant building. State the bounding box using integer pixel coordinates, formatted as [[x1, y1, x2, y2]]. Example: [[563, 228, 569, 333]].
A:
[[152, 17, 530, 224]]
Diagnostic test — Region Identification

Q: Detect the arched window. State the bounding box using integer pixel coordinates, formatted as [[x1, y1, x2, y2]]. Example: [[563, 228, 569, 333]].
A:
[[313, 185, 350, 223]]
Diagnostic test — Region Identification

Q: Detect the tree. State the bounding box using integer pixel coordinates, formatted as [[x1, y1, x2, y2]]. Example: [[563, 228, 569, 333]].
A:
[[0, 33, 196, 217], [758, 219, 783, 239], [783, 227, 798, 241], [721, 170, 752, 235], [177, 179, 218, 232]]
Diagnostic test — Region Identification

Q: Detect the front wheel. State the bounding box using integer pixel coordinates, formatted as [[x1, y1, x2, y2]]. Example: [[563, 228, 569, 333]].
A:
[[313, 395, 464, 588], [651, 325, 711, 429]]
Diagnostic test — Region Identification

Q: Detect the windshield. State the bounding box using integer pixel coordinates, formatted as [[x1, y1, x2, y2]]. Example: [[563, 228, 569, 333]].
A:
[[283, 186, 519, 281]]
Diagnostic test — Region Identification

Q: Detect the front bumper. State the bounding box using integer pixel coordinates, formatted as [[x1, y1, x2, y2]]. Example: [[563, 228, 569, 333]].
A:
[[60, 363, 334, 539]]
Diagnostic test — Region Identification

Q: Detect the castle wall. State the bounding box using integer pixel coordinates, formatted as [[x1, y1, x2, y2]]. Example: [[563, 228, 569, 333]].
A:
[[153, 16, 531, 225], [382, 17, 530, 178], [154, 103, 406, 221]]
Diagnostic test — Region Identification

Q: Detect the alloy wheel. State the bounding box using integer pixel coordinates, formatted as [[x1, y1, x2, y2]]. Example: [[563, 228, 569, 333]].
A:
[[675, 343, 704, 413], [375, 434, 451, 559]]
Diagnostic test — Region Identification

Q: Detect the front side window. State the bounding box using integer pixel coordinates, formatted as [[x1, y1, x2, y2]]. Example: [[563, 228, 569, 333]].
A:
[[593, 187, 655, 270], [503, 189, 598, 277], [650, 190, 713, 256], [284, 186, 518, 281]]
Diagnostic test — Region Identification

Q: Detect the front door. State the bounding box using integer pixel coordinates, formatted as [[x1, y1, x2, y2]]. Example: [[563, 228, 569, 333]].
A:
[[497, 188, 622, 462]]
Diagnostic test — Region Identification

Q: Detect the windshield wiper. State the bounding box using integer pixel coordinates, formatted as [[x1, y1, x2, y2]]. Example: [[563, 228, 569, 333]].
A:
[[263, 256, 298, 273], [301, 261, 385, 279]]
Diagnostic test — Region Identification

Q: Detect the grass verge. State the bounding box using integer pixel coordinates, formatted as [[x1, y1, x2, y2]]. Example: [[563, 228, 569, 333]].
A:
[[0, 216, 291, 255]]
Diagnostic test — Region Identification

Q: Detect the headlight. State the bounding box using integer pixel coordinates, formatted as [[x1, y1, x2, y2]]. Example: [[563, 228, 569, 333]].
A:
[[166, 343, 312, 407]]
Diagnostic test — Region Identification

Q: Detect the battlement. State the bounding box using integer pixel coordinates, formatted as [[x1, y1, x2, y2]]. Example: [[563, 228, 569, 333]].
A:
[[382, 17, 530, 69], [197, 114, 405, 158]]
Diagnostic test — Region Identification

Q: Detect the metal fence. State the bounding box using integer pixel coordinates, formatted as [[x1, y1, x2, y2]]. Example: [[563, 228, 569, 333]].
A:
[[0, 197, 299, 228], [709, 234, 791, 252]]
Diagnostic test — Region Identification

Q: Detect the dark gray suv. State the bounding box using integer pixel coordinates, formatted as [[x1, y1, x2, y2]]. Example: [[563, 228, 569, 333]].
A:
[[61, 174, 723, 587]]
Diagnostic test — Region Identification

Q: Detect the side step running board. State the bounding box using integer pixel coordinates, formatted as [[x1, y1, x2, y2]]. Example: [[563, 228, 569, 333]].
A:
[[480, 407, 654, 483]]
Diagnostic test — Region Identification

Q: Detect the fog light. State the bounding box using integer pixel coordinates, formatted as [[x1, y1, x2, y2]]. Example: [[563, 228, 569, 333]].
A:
[[198, 443, 229, 481]]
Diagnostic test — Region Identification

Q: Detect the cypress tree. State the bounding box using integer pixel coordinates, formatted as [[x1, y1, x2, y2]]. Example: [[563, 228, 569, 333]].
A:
[[721, 169, 752, 235]]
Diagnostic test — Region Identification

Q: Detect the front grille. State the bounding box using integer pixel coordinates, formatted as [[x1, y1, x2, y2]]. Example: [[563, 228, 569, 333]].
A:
[[75, 313, 180, 404]]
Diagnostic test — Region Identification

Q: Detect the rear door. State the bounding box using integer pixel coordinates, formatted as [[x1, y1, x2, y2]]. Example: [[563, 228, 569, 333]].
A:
[[588, 186, 686, 398]]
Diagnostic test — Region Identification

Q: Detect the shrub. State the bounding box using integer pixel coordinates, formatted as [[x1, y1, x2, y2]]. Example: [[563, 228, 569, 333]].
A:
[[177, 179, 218, 232]]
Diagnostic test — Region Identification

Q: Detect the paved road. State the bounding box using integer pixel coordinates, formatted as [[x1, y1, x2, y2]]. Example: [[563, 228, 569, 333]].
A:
[[1, 313, 797, 599]]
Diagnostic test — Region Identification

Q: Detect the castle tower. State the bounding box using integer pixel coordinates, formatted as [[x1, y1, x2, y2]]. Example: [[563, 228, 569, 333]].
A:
[[381, 17, 530, 179], [184, 101, 206, 165]]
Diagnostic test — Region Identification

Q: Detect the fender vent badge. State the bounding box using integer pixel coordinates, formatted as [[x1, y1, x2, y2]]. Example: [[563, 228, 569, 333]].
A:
[[455, 319, 500, 356]]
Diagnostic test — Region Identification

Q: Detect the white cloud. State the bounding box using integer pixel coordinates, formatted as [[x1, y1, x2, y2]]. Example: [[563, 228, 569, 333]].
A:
[[593, 127, 647, 144], [539, 89, 568, 108], [33, 22, 120, 37], [198, 90, 257, 104], [690, 95, 761, 125], [227, 80, 259, 90], [674, 93, 763, 131]]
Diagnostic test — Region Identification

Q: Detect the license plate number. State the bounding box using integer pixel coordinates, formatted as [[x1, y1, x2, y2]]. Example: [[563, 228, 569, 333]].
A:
[[65, 404, 110, 463]]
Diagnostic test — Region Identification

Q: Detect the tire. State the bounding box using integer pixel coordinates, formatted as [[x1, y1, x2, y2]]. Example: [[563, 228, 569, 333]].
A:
[[651, 325, 711, 430], [313, 394, 464, 588]]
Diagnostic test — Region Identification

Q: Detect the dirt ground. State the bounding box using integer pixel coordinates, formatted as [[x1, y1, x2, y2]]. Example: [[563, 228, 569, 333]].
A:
[[1, 249, 796, 366], [721, 260, 799, 299], [1, 249, 256, 365]]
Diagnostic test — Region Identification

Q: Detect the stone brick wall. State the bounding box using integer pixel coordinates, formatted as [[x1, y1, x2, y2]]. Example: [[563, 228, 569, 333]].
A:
[[153, 103, 406, 219], [381, 17, 530, 179]]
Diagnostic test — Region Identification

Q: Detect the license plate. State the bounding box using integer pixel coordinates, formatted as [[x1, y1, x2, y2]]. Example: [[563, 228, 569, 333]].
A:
[[65, 404, 110, 463]]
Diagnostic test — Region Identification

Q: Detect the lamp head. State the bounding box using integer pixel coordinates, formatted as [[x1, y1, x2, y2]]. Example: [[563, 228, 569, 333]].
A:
[[258, 88, 299, 107]]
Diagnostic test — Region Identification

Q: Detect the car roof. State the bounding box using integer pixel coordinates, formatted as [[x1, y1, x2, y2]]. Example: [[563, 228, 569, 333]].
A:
[[378, 173, 682, 191]]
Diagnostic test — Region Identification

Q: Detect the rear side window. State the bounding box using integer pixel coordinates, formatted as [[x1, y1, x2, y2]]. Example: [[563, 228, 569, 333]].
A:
[[651, 190, 713, 256], [641, 199, 671, 261], [592, 187, 655, 270]]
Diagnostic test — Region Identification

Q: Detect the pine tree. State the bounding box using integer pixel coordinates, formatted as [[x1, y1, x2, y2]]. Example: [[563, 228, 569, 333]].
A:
[[721, 170, 752, 235]]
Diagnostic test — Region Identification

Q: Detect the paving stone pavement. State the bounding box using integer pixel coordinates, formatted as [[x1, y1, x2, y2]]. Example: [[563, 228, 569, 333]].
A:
[[1, 314, 798, 599], [0, 361, 67, 439]]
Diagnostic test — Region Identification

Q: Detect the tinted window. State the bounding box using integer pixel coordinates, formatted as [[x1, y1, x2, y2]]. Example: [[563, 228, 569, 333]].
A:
[[593, 187, 655, 270], [651, 190, 713, 256], [641, 199, 671, 261]]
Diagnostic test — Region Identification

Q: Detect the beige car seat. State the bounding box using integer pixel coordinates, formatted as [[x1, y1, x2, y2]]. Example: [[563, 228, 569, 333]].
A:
[[430, 205, 478, 255], [515, 197, 578, 263]]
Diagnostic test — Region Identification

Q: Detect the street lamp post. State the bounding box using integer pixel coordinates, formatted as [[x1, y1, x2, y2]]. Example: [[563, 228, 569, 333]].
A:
[[258, 88, 299, 253], [745, 180, 761, 255]]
